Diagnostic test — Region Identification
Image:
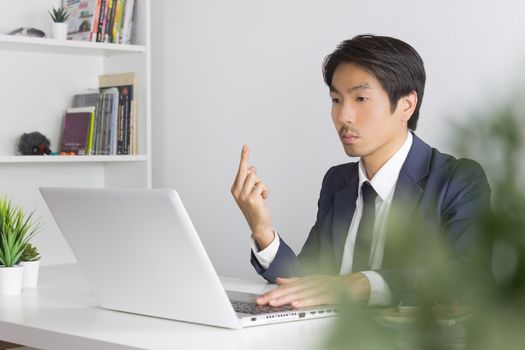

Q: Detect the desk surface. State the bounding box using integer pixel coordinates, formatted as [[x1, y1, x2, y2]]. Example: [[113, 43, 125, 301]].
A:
[[0, 264, 334, 350]]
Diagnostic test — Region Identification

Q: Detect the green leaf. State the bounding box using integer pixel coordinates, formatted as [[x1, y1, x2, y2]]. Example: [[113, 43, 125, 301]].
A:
[[0, 195, 42, 267]]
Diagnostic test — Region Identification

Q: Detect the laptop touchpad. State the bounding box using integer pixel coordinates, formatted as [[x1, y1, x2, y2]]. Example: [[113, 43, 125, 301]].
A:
[[226, 290, 260, 303]]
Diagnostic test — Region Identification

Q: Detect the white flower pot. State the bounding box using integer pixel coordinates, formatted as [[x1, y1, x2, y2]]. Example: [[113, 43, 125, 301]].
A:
[[21, 260, 40, 288], [52, 22, 68, 40], [0, 265, 24, 295]]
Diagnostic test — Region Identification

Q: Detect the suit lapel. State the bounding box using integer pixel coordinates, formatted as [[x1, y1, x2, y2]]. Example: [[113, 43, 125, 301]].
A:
[[392, 133, 432, 209], [383, 133, 432, 264], [332, 164, 359, 267], [390, 171, 425, 229]]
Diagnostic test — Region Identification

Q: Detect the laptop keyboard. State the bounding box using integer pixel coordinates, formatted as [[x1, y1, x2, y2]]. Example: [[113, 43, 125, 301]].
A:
[[231, 301, 294, 315]]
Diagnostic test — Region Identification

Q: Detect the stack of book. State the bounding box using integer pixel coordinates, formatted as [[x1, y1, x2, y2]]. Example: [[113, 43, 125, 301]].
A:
[[60, 72, 138, 155], [65, 0, 135, 44]]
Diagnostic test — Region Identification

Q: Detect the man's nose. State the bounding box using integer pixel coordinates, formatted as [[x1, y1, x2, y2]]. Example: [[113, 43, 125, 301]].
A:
[[335, 103, 356, 124]]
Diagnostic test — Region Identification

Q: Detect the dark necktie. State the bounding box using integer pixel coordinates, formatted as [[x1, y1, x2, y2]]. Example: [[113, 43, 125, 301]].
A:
[[352, 182, 378, 272]]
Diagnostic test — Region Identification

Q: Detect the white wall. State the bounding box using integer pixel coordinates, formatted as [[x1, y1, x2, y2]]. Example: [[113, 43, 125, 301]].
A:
[[151, 0, 525, 279]]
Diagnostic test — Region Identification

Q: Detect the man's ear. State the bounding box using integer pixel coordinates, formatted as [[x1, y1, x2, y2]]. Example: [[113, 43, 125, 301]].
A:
[[399, 91, 418, 123]]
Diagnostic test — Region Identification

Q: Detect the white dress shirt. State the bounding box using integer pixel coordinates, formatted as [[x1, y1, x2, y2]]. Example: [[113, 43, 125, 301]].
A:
[[250, 132, 413, 306]]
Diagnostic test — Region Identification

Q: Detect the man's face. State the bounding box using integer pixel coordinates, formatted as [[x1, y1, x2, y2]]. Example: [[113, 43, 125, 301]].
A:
[[330, 62, 409, 163]]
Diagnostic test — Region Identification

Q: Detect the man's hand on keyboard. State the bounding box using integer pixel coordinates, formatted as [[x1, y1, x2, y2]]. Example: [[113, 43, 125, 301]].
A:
[[255, 274, 370, 308]]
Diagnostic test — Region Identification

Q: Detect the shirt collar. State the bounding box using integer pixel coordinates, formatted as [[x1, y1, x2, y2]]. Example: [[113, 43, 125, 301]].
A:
[[358, 132, 413, 201]]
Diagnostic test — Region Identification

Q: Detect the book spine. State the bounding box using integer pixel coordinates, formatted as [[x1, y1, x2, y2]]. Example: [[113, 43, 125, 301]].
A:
[[106, 93, 114, 155], [128, 86, 134, 154], [104, 0, 115, 43], [111, 98, 122, 154], [110, 88, 120, 155], [101, 93, 109, 155], [125, 21, 134, 45], [132, 96, 138, 154], [108, 0, 119, 43], [117, 89, 124, 155], [129, 83, 136, 154], [123, 87, 130, 155], [129, 94, 134, 154], [116, 0, 127, 44], [105, 92, 113, 155], [112, 0, 125, 44], [92, 93, 100, 154], [98, 94, 105, 154], [121, 0, 134, 44], [86, 111, 95, 154], [118, 104, 124, 154], [90, 0, 102, 42], [89, 98, 96, 155], [95, 93, 104, 154], [97, 0, 107, 42], [101, 0, 111, 43]]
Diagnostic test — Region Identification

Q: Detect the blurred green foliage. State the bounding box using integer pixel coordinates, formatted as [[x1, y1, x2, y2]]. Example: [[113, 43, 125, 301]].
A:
[[21, 243, 41, 262]]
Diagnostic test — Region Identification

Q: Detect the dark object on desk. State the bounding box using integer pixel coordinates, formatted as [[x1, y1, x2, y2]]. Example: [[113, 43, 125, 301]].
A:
[[18, 131, 52, 155], [7, 27, 46, 38], [0, 340, 22, 349]]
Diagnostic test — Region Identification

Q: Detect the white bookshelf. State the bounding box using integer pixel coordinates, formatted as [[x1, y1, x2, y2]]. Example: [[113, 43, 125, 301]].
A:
[[0, 155, 148, 163], [0, 34, 146, 55], [0, 0, 151, 265]]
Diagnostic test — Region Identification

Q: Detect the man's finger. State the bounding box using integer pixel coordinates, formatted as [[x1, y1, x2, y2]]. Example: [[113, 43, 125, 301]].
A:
[[252, 181, 268, 200], [233, 146, 253, 196], [291, 291, 332, 308], [272, 285, 328, 307], [257, 277, 314, 305], [241, 173, 260, 198], [237, 145, 250, 174], [257, 285, 291, 305], [262, 279, 328, 307]]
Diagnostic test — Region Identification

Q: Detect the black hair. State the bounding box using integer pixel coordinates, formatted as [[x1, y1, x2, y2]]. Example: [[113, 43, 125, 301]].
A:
[[323, 34, 426, 130]]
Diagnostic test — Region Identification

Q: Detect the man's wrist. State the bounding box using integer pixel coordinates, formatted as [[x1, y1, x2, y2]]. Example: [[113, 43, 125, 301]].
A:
[[345, 273, 371, 302], [252, 226, 275, 250]]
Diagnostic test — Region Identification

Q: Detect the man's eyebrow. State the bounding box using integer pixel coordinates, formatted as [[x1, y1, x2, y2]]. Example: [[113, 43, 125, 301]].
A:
[[329, 83, 371, 93]]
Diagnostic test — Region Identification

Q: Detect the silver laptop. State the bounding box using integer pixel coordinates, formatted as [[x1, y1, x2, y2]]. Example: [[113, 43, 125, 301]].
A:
[[40, 188, 336, 329]]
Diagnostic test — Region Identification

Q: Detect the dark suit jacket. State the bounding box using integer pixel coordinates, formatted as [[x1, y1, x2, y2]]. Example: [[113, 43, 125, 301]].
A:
[[251, 133, 492, 302]]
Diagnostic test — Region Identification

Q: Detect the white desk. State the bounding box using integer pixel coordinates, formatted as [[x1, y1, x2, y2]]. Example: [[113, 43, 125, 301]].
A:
[[0, 265, 334, 350]]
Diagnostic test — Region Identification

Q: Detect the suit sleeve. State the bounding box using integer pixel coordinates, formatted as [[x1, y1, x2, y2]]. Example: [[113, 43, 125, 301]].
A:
[[250, 166, 339, 283]]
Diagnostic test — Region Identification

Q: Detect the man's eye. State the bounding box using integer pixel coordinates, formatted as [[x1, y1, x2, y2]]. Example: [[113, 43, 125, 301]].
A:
[[331, 98, 340, 104], [356, 96, 368, 102]]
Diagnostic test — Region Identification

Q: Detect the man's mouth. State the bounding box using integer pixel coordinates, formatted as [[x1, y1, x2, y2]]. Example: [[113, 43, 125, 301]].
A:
[[341, 132, 359, 145]]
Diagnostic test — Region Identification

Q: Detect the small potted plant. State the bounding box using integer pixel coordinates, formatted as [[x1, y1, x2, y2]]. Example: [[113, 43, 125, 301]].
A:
[[0, 196, 41, 295], [49, 6, 70, 40], [20, 243, 41, 288]]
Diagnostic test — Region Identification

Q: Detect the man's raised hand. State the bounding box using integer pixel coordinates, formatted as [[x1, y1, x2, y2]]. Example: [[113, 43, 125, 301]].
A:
[[231, 145, 274, 249]]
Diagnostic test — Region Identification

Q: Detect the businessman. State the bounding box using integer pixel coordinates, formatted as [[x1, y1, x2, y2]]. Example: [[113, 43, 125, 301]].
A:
[[231, 35, 491, 308]]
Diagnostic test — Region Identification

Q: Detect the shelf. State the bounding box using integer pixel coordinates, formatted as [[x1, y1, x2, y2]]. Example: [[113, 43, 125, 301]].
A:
[[0, 34, 145, 56], [0, 155, 148, 164]]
